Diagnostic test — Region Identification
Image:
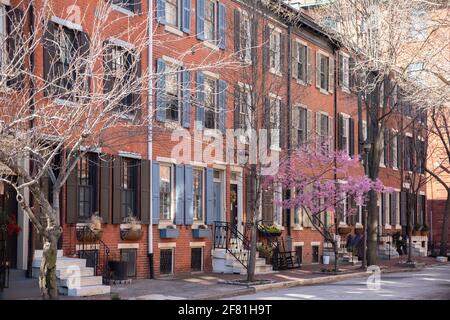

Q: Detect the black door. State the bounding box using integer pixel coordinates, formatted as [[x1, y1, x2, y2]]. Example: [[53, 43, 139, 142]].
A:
[[230, 184, 238, 233]]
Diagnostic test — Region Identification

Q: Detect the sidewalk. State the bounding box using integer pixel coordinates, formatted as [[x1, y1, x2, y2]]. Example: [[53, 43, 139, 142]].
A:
[[1, 256, 446, 300]]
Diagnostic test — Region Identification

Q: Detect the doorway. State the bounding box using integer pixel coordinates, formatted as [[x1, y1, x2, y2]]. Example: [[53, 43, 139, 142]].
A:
[[230, 184, 238, 234]]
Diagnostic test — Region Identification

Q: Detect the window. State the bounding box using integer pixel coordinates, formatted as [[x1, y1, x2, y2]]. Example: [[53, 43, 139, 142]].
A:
[[269, 28, 281, 74], [384, 193, 390, 225], [293, 42, 307, 83], [0, 5, 6, 68], [193, 169, 204, 221], [339, 53, 349, 90], [317, 53, 330, 91], [121, 158, 138, 218], [268, 96, 281, 149], [160, 248, 173, 274], [204, 0, 216, 42], [297, 107, 308, 147], [191, 247, 203, 272], [204, 77, 217, 129], [262, 188, 274, 224], [317, 112, 332, 152], [392, 130, 398, 169], [312, 245, 319, 263], [418, 194, 426, 225], [165, 63, 180, 122], [121, 249, 137, 277], [339, 114, 350, 155], [239, 12, 251, 62], [295, 246, 303, 264], [112, 0, 141, 13], [236, 85, 252, 132], [338, 192, 348, 224], [407, 62, 425, 86], [166, 0, 179, 27], [77, 154, 98, 221], [410, 9, 427, 41], [404, 136, 413, 171], [380, 128, 385, 167], [160, 165, 172, 220], [362, 121, 367, 142]]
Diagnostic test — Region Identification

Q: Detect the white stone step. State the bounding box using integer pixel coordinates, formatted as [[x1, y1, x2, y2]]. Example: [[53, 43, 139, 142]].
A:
[[61, 284, 110, 297], [34, 250, 64, 259], [59, 276, 103, 288], [32, 257, 87, 269], [32, 266, 95, 279]]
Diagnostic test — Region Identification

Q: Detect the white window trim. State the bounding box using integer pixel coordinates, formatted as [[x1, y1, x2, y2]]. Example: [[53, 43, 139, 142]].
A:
[[158, 162, 176, 225], [268, 24, 282, 76], [158, 242, 176, 249], [51, 16, 83, 31], [340, 52, 350, 92], [268, 94, 282, 151], [118, 151, 142, 159], [317, 50, 331, 94], [107, 37, 136, 50], [203, 70, 220, 79], [293, 38, 308, 86], [111, 3, 137, 17], [238, 9, 252, 64], [163, 55, 183, 67], [192, 166, 206, 223], [340, 113, 351, 156]]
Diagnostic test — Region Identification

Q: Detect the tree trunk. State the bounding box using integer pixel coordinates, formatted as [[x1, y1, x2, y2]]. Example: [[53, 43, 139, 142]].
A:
[[439, 191, 450, 256], [407, 197, 414, 263], [247, 219, 257, 282], [367, 190, 378, 266], [38, 231, 59, 299], [333, 240, 338, 273]]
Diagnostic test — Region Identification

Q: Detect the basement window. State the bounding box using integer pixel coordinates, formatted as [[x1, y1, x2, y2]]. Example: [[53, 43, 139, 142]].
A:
[[120, 249, 137, 277], [191, 247, 203, 272], [160, 248, 174, 275]]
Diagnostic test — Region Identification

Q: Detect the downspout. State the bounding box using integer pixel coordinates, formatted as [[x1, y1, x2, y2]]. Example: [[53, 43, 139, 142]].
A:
[[147, 0, 154, 279], [286, 24, 292, 250], [333, 46, 338, 270]]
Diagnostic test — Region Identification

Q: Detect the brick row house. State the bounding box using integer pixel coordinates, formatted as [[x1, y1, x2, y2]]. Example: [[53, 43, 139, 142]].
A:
[[1, 0, 430, 294]]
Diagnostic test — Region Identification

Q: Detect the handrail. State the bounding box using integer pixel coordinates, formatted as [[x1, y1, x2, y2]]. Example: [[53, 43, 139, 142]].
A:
[[214, 221, 250, 269]]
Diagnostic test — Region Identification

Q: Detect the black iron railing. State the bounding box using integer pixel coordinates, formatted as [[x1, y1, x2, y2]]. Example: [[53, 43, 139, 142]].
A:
[[214, 221, 251, 269], [0, 224, 9, 291], [76, 226, 110, 283]]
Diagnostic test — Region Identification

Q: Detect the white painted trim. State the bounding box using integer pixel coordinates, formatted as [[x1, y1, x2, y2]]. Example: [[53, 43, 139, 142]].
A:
[[80, 146, 102, 154], [111, 3, 136, 17], [230, 166, 243, 173], [190, 241, 206, 247], [158, 242, 176, 249], [203, 70, 220, 79], [165, 25, 184, 37], [118, 151, 142, 159], [156, 156, 177, 164], [311, 241, 321, 246], [51, 16, 83, 31], [213, 163, 226, 170], [118, 243, 139, 249], [405, 132, 413, 137], [163, 55, 183, 66], [293, 241, 304, 247], [0, 1, 11, 6], [107, 37, 136, 50], [190, 161, 207, 168], [76, 244, 99, 251], [158, 222, 176, 229], [419, 191, 426, 195]]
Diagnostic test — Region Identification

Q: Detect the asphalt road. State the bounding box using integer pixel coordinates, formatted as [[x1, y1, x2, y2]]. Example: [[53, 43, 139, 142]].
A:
[[225, 264, 450, 300]]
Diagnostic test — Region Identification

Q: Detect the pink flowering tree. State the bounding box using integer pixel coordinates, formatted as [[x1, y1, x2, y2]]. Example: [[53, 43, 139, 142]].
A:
[[266, 146, 391, 272]]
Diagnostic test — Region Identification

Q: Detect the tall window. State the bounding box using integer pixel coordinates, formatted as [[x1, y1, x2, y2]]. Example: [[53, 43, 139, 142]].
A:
[[0, 5, 6, 69], [341, 54, 349, 90], [166, 0, 179, 27], [193, 169, 204, 221], [317, 113, 331, 152], [166, 63, 180, 121], [160, 165, 172, 220], [121, 158, 138, 218], [410, 9, 427, 40], [239, 12, 251, 62], [269, 28, 281, 74], [340, 115, 350, 155], [318, 53, 329, 91], [204, 0, 216, 42], [294, 42, 307, 83], [404, 136, 413, 171], [297, 107, 308, 147], [237, 86, 252, 134], [204, 77, 217, 129], [78, 154, 98, 220], [269, 97, 281, 149]]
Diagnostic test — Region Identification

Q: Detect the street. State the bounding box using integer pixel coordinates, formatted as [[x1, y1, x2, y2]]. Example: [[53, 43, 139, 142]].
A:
[[225, 265, 450, 300]]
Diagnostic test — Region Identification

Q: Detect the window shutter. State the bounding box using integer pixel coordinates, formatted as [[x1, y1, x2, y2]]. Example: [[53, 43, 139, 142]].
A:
[[384, 129, 389, 166], [196, 71, 205, 130], [315, 112, 321, 150], [78, 31, 91, 101], [328, 57, 334, 93], [6, 7, 24, 89], [234, 84, 240, 130], [388, 130, 394, 167], [338, 114, 344, 150], [306, 47, 312, 84], [393, 192, 398, 225], [43, 21, 56, 96], [196, 0, 205, 40], [390, 192, 395, 226], [112, 156, 122, 224], [381, 193, 386, 226], [182, 69, 191, 128], [306, 109, 312, 143], [103, 41, 113, 95], [133, 0, 142, 13], [132, 53, 142, 113], [182, 0, 191, 33], [349, 57, 355, 89], [218, 79, 227, 133], [151, 161, 160, 225], [262, 25, 270, 70], [400, 191, 407, 226], [234, 9, 240, 55], [205, 168, 214, 224], [156, 58, 166, 122], [218, 3, 226, 49], [291, 107, 298, 148], [349, 118, 355, 156], [338, 53, 343, 87], [175, 165, 185, 225], [184, 165, 194, 225], [139, 160, 150, 224], [251, 17, 258, 65], [66, 162, 78, 224], [397, 134, 402, 170], [292, 41, 298, 79], [100, 156, 111, 224], [315, 52, 320, 89], [280, 33, 285, 74], [156, 0, 166, 24], [328, 116, 334, 151]]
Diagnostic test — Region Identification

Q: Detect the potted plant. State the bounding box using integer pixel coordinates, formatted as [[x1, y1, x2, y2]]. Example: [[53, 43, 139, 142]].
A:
[[258, 225, 282, 237], [421, 224, 430, 236], [257, 244, 273, 264], [160, 224, 179, 239], [77, 214, 103, 242], [354, 225, 364, 235], [120, 214, 143, 241], [413, 223, 422, 236], [338, 225, 352, 236], [192, 224, 209, 238]]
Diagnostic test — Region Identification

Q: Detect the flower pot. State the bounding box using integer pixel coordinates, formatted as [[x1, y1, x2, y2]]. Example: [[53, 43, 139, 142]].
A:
[[160, 228, 179, 239], [338, 226, 352, 236], [76, 228, 103, 242], [192, 228, 209, 238], [420, 230, 429, 237], [120, 228, 143, 241], [412, 230, 421, 236], [258, 229, 282, 238]]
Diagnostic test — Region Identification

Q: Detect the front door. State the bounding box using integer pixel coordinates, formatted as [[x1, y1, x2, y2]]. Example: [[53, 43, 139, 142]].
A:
[[230, 184, 238, 234]]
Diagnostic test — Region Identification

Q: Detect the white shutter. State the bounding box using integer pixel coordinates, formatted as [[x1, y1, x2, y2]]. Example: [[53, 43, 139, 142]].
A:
[[292, 41, 298, 80], [316, 52, 320, 89], [328, 56, 334, 93], [328, 116, 334, 151], [316, 112, 321, 150], [306, 108, 312, 145], [292, 107, 299, 149], [307, 47, 313, 84]]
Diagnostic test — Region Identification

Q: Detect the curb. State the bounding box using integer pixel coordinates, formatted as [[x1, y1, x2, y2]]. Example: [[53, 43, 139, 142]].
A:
[[202, 262, 448, 299]]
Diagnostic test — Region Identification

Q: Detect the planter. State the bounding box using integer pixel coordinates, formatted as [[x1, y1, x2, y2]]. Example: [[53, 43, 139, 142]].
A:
[[76, 228, 103, 242], [420, 230, 429, 237], [120, 228, 143, 241], [160, 228, 179, 239], [108, 261, 128, 280], [412, 230, 422, 236], [354, 228, 364, 235], [258, 229, 282, 238], [338, 226, 352, 236], [192, 228, 209, 238]]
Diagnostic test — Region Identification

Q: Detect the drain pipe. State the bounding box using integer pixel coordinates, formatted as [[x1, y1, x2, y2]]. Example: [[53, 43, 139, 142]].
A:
[[147, 0, 154, 279]]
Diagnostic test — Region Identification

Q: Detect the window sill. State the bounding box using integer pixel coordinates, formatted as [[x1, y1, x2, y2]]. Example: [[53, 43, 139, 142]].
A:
[[158, 222, 176, 230], [392, 166, 398, 171], [204, 41, 220, 51], [192, 222, 207, 229], [384, 224, 392, 230], [164, 121, 182, 130], [269, 68, 282, 77], [295, 78, 307, 86], [270, 146, 281, 152], [318, 88, 330, 95], [379, 163, 386, 168], [355, 222, 363, 228], [395, 224, 402, 230], [54, 98, 77, 107], [165, 25, 184, 37], [110, 4, 136, 17], [341, 87, 351, 94], [293, 225, 303, 231]]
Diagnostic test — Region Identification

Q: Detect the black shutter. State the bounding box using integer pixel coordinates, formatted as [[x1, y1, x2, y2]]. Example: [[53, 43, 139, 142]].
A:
[[112, 156, 122, 224], [397, 134, 402, 170], [132, 52, 142, 115], [103, 41, 113, 94], [78, 31, 91, 101], [349, 57, 355, 89], [234, 9, 240, 55], [384, 129, 389, 166], [279, 100, 285, 149], [133, 0, 142, 14], [251, 16, 258, 65], [349, 118, 355, 156], [338, 114, 344, 150], [390, 192, 395, 226], [400, 192, 407, 226], [388, 131, 394, 167], [262, 25, 270, 70], [100, 156, 111, 224], [280, 33, 285, 73], [140, 160, 150, 224], [43, 21, 56, 96], [338, 53, 343, 86], [234, 84, 240, 130], [66, 161, 78, 224], [6, 7, 24, 89]]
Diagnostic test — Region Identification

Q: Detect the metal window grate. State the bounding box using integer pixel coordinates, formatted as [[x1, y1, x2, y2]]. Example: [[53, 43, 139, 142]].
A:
[[295, 246, 303, 264], [160, 249, 173, 275], [191, 248, 203, 272], [120, 249, 137, 277]]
